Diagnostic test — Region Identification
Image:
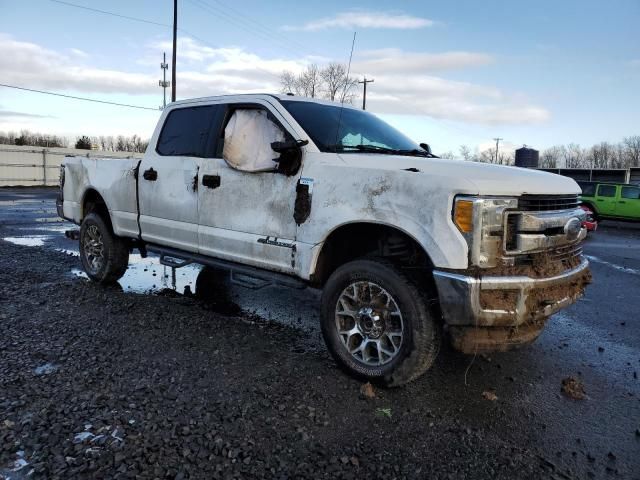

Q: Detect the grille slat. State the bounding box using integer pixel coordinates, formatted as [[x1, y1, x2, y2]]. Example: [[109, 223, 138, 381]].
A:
[[518, 194, 580, 211]]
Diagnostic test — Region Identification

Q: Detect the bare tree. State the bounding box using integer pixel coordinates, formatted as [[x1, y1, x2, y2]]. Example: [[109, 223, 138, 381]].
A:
[[439, 150, 455, 159], [459, 145, 472, 161], [540, 146, 563, 168], [622, 136, 640, 167], [280, 62, 358, 104]]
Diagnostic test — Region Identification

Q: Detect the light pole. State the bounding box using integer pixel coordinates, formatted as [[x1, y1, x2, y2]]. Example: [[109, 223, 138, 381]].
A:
[[358, 77, 374, 110]]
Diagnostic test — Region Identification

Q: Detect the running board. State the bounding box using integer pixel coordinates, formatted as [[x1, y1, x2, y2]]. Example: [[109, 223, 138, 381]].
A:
[[146, 244, 307, 290]]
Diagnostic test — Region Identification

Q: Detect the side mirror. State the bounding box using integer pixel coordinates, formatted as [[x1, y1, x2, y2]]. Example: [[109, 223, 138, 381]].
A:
[[271, 139, 308, 176], [419, 143, 432, 155], [419, 142, 439, 158]]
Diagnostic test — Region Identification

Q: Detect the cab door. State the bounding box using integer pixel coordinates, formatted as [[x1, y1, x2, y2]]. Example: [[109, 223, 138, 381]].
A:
[[617, 185, 640, 218], [594, 184, 618, 217], [197, 101, 301, 274], [138, 105, 221, 252]]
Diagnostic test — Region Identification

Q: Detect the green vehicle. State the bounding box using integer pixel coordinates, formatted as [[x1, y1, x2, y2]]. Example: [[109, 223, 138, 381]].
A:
[[578, 181, 640, 221]]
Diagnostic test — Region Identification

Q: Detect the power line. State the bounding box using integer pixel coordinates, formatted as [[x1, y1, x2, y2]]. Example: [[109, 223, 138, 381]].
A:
[[48, 0, 220, 50], [191, 0, 323, 59], [185, 0, 310, 60], [49, 0, 170, 27], [0, 83, 158, 111]]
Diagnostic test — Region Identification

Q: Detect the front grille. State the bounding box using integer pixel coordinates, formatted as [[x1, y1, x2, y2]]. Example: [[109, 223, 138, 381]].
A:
[[518, 194, 579, 211]]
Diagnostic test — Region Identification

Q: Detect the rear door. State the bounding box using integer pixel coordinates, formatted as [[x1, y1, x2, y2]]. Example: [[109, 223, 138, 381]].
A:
[[138, 105, 222, 252], [617, 185, 640, 219], [594, 184, 618, 217]]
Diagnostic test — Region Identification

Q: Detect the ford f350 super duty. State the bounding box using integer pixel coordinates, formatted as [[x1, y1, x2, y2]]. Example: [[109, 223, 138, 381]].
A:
[[58, 94, 591, 386]]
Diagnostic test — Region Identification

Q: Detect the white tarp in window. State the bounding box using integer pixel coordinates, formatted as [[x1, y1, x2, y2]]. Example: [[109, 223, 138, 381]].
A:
[[223, 109, 285, 172]]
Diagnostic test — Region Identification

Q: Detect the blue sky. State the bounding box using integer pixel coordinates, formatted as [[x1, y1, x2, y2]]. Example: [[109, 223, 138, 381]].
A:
[[0, 0, 638, 155]]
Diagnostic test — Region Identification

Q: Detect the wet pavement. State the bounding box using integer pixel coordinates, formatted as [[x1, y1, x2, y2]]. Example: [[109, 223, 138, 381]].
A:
[[2, 187, 640, 479]]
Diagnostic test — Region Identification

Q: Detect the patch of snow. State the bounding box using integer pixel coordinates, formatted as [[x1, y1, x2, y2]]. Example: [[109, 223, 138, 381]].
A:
[[2, 235, 51, 247], [73, 431, 94, 444], [33, 363, 58, 376]]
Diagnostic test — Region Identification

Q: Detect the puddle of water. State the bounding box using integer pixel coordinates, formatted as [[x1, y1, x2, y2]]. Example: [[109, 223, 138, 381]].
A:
[[3, 235, 51, 247], [71, 258, 246, 316], [25, 224, 73, 233], [72, 254, 203, 295]]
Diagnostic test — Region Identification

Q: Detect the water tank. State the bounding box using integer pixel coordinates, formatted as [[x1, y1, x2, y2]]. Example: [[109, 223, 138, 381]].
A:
[[515, 147, 539, 168]]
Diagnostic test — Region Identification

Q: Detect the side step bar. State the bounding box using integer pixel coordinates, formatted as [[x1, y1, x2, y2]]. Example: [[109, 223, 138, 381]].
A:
[[146, 244, 307, 290]]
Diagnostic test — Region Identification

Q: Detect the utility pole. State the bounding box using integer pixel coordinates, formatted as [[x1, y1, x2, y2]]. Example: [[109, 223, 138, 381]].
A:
[[171, 0, 177, 102], [358, 77, 374, 110], [493, 137, 503, 164], [159, 52, 170, 109]]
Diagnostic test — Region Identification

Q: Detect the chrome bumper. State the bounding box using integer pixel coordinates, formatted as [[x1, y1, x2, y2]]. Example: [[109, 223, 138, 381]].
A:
[[433, 257, 590, 327]]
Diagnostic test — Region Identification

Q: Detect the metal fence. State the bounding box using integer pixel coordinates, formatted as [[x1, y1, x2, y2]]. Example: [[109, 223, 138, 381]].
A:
[[0, 144, 144, 187], [536, 167, 640, 184]]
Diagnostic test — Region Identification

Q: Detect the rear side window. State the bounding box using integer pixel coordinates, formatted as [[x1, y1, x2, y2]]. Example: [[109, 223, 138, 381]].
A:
[[597, 185, 617, 197], [157, 105, 223, 157], [621, 186, 640, 199], [580, 183, 596, 196]]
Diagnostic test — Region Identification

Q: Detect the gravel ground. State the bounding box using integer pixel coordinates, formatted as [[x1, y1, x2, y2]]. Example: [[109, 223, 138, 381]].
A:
[[2, 188, 640, 480], [0, 239, 555, 480]]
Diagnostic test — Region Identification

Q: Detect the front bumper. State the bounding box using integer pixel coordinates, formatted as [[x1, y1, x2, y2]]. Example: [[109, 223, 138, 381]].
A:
[[433, 257, 591, 353]]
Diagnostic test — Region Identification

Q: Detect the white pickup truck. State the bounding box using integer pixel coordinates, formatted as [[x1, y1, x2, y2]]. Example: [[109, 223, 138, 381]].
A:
[[58, 94, 590, 386]]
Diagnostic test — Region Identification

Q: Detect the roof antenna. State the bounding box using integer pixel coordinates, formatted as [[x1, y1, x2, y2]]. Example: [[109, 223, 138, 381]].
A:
[[333, 31, 357, 150]]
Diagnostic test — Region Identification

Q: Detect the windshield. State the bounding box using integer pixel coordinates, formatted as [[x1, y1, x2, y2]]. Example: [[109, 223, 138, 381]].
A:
[[280, 100, 422, 154]]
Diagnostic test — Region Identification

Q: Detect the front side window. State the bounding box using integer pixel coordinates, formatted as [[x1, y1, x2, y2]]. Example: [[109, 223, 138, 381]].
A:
[[157, 105, 222, 157], [621, 186, 640, 199], [280, 100, 421, 154], [580, 183, 596, 196], [597, 185, 617, 197]]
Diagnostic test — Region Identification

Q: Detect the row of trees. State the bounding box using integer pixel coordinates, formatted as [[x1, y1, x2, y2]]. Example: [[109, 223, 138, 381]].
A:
[[440, 136, 640, 169], [280, 63, 359, 103], [0, 130, 149, 153]]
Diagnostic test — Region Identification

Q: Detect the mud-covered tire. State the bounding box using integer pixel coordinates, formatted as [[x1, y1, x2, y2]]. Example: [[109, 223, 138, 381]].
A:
[[320, 258, 441, 387], [79, 212, 129, 284]]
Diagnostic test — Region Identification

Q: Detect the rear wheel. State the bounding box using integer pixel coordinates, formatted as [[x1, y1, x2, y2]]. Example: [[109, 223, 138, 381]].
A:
[[320, 258, 440, 387], [79, 212, 129, 284]]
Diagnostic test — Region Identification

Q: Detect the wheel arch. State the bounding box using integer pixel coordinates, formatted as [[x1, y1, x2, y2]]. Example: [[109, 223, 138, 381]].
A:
[[310, 221, 437, 287], [81, 188, 113, 229]]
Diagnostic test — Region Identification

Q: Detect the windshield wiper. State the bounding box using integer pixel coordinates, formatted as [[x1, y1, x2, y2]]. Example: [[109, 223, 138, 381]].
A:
[[327, 144, 439, 157]]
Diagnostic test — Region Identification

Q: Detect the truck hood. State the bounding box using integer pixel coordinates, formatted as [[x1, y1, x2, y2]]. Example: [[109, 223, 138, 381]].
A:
[[338, 153, 581, 196]]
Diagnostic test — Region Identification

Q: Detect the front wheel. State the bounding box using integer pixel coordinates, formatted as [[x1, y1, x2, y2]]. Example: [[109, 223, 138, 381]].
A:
[[320, 259, 441, 387], [79, 212, 129, 284]]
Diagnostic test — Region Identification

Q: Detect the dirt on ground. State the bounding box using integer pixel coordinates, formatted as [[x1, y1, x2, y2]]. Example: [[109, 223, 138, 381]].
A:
[[561, 377, 587, 400]]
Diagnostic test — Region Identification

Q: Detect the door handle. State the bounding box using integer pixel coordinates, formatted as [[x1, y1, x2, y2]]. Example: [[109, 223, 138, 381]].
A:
[[143, 168, 158, 181], [596, 199, 604, 202], [202, 174, 221, 189]]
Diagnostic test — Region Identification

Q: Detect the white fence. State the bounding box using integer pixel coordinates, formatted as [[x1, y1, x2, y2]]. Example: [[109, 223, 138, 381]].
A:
[[0, 144, 144, 187]]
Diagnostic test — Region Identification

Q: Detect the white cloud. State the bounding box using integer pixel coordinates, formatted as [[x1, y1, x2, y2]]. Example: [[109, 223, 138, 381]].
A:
[[69, 48, 89, 58], [627, 59, 640, 68], [284, 11, 433, 31], [0, 33, 550, 126], [351, 49, 549, 125], [354, 49, 494, 74]]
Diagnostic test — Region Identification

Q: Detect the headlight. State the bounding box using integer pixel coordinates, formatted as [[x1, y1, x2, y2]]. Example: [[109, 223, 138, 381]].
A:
[[453, 196, 518, 267]]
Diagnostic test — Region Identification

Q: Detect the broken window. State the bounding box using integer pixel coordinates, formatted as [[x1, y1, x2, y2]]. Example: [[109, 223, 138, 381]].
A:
[[222, 109, 285, 172]]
